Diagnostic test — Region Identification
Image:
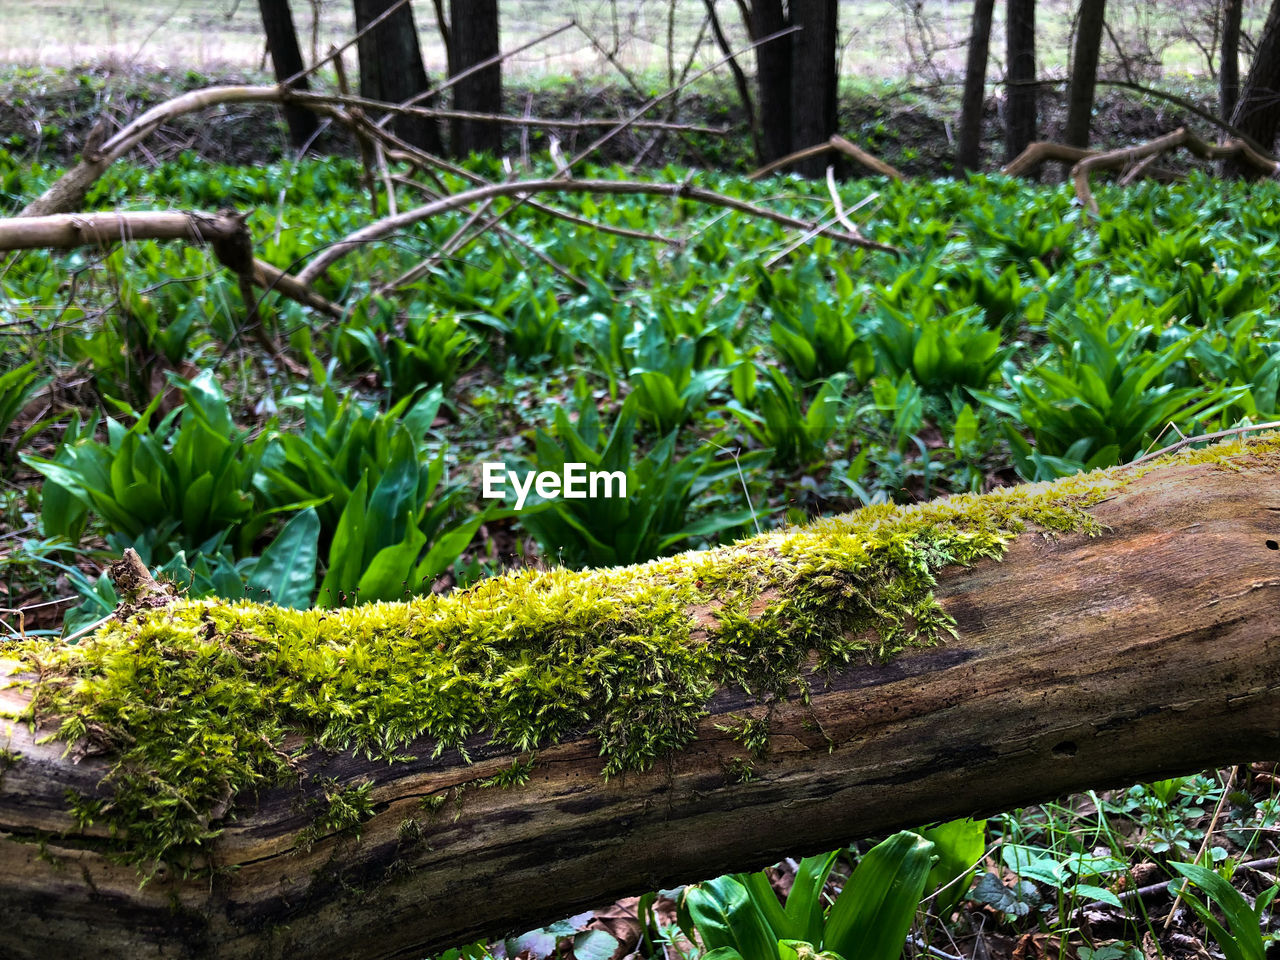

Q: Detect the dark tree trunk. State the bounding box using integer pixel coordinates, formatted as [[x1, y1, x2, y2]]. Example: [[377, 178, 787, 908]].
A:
[[788, 0, 839, 177], [448, 0, 502, 156], [1227, 0, 1280, 176], [1064, 0, 1106, 148], [1221, 0, 1243, 123], [256, 0, 319, 148], [1005, 0, 1038, 168], [958, 0, 996, 170], [353, 0, 442, 153], [749, 0, 792, 165]]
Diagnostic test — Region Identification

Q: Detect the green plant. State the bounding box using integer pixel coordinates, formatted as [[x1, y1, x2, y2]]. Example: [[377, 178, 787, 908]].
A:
[[678, 831, 936, 960], [724, 366, 842, 469], [1170, 860, 1279, 960], [25, 371, 294, 561], [258, 382, 444, 540], [345, 308, 482, 400], [871, 303, 1008, 394], [0, 358, 50, 470], [516, 391, 761, 568], [627, 325, 731, 434], [767, 272, 874, 384], [978, 311, 1246, 480]]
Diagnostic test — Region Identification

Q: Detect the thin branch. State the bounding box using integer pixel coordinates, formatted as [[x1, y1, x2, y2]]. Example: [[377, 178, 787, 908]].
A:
[[295, 176, 899, 285]]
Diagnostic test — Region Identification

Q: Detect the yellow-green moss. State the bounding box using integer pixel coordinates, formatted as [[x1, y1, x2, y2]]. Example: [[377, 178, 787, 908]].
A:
[[8, 436, 1279, 870]]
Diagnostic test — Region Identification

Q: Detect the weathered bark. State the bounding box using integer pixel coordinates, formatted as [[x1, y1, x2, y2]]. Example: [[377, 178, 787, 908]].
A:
[[448, 0, 502, 156], [748, 0, 792, 164], [256, 0, 320, 148], [4, 444, 1280, 958], [788, 0, 838, 177], [1005, 0, 1038, 167], [1226, 0, 1280, 177], [353, 0, 443, 152], [958, 0, 997, 171], [1222, 0, 1243, 122], [1064, 0, 1106, 147]]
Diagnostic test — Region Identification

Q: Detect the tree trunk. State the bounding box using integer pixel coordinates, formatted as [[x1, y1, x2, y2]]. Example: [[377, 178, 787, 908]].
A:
[[1064, 0, 1106, 148], [4, 443, 1280, 958], [748, 0, 792, 165], [788, 0, 839, 177], [1222, 0, 1243, 122], [256, 0, 319, 148], [448, 0, 502, 156], [1005, 0, 1038, 168], [958, 0, 997, 171], [353, 0, 442, 153]]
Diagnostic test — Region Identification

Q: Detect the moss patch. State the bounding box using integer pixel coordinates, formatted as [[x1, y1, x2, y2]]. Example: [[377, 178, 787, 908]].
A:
[[7, 437, 1277, 869]]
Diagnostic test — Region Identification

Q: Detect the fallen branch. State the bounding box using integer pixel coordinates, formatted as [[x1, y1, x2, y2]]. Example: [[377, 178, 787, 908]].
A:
[[1071, 126, 1279, 214], [749, 134, 904, 181], [295, 177, 897, 285], [1001, 139, 1181, 182], [4, 439, 1280, 957], [0, 210, 343, 321]]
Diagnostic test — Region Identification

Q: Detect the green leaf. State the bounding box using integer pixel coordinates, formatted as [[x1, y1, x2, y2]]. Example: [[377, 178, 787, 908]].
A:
[[247, 508, 320, 609], [822, 832, 934, 960]]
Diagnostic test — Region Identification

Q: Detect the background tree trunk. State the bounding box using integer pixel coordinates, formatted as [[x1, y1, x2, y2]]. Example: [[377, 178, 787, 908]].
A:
[[748, 0, 793, 165], [1227, 0, 1280, 176], [1221, 0, 1243, 122], [256, 0, 319, 148], [788, 0, 839, 177], [353, 0, 442, 153], [4, 450, 1280, 959], [958, 0, 997, 170], [1064, 0, 1106, 147], [448, 0, 502, 157], [1005, 0, 1038, 168]]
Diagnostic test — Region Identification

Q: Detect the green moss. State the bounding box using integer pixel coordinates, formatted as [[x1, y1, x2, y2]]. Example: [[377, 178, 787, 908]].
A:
[[297, 778, 375, 853], [7, 437, 1277, 869]]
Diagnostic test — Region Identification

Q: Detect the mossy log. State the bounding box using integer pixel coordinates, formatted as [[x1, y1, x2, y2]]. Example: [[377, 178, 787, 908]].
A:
[[4, 441, 1280, 958]]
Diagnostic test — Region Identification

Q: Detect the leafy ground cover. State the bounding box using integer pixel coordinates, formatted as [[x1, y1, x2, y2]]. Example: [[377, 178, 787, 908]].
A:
[[2, 150, 1279, 957]]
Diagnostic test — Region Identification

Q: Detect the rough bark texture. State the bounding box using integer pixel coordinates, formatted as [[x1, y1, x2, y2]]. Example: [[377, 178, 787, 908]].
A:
[[4, 446, 1280, 958], [1227, 0, 1280, 177], [1222, 0, 1243, 123], [448, 0, 502, 156], [353, 0, 442, 152], [958, 0, 997, 171], [256, 0, 319, 148], [749, 0, 792, 165], [1064, 0, 1106, 148], [788, 0, 838, 177], [1005, 0, 1038, 167]]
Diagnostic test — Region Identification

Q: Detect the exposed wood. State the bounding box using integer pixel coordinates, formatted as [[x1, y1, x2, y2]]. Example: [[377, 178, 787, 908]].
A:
[[1071, 126, 1279, 214], [4, 445, 1280, 957], [0, 210, 343, 320], [749, 134, 904, 181]]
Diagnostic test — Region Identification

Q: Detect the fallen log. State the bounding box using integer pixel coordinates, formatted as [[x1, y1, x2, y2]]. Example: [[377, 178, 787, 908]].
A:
[[3, 438, 1280, 959]]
